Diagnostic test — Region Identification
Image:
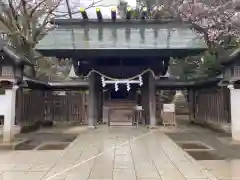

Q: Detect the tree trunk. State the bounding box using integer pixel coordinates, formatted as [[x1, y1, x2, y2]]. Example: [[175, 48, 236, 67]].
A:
[[19, 44, 38, 131], [22, 44, 36, 77], [25, 66, 36, 77]]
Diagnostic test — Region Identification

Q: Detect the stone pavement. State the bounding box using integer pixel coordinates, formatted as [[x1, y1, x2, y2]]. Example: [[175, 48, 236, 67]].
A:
[[0, 126, 217, 180], [166, 117, 240, 180], [200, 160, 240, 180]]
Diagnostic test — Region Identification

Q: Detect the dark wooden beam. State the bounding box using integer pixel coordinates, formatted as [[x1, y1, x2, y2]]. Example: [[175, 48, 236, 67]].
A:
[[50, 18, 185, 26], [38, 49, 206, 59]]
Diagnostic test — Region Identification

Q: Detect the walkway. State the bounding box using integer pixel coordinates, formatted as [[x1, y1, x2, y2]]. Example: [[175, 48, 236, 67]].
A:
[[166, 116, 240, 180], [0, 126, 216, 180]]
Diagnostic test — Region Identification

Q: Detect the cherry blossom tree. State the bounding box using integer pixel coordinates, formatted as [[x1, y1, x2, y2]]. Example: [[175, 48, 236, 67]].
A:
[[137, 0, 239, 53], [0, 0, 64, 76], [0, 0, 112, 76], [177, 0, 237, 50], [141, 0, 240, 79]]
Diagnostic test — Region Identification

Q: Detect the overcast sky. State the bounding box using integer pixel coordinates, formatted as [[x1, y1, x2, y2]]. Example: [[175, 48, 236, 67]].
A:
[[54, 0, 137, 19]]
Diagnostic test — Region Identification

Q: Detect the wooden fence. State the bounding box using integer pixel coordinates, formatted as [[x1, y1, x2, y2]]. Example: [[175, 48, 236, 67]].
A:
[[15, 86, 231, 128], [189, 86, 231, 125], [16, 90, 87, 125], [16, 90, 45, 125]]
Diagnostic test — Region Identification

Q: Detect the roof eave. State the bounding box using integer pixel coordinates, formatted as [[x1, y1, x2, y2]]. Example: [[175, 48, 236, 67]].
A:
[[220, 48, 240, 66], [50, 18, 185, 26]]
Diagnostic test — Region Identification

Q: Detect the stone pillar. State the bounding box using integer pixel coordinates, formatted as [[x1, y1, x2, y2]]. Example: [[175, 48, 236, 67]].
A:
[[88, 73, 97, 128], [228, 84, 240, 141], [188, 89, 195, 122], [3, 85, 18, 143], [148, 73, 157, 128]]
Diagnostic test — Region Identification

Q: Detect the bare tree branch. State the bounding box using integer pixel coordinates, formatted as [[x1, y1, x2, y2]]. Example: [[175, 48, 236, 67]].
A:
[[65, 0, 72, 19], [86, 0, 102, 9], [32, 0, 62, 43], [29, 0, 49, 17]]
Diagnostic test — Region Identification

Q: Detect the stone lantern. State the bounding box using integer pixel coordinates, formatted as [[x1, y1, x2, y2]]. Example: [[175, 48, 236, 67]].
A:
[[0, 42, 32, 143]]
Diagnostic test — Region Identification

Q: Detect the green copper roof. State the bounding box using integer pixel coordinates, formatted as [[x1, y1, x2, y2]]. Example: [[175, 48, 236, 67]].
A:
[[36, 23, 207, 51]]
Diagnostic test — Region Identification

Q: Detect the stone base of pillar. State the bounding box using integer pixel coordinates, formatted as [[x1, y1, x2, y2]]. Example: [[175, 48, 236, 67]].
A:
[[2, 86, 18, 143], [148, 125, 158, 129], [232, 131, 240, 141], [102, 107, 109, 124], [2, 131, 14, 143], [88, 125, 97, 129]]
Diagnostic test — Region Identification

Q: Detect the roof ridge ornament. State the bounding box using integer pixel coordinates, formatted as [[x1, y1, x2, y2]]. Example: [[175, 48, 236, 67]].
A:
[[141, 7, 148, 19], [126, 7, 132, 20], [80, 8, 88, 20], [111, 7, 117, 20], [96, 8, 103, 20]]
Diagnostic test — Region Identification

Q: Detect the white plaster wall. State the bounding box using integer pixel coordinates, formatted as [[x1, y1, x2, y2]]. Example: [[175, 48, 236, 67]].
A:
[[0, 89, 20, 141], [0, 90, 18, 124], [230, 89, 240, 141], [0, 91, 15, 123], [0, 94, 7, 116]]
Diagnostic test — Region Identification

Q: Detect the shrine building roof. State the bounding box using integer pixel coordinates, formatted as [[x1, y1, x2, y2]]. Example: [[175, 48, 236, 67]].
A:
[[35, 19, 207, 58]]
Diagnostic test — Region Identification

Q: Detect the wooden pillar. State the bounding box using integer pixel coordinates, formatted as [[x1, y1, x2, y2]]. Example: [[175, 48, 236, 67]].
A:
[[148, 73, 157, 128], [88, 73, 97, 128], [95, 78, 99, 124], [97, 76, 103, 123], [15, 88, 23, 125], [98, 88, 102, 123], [188, 89, 195, 122], [97, 85, 103, 123], [91, 74, 102, 125], [83, 92, 88, 124]]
